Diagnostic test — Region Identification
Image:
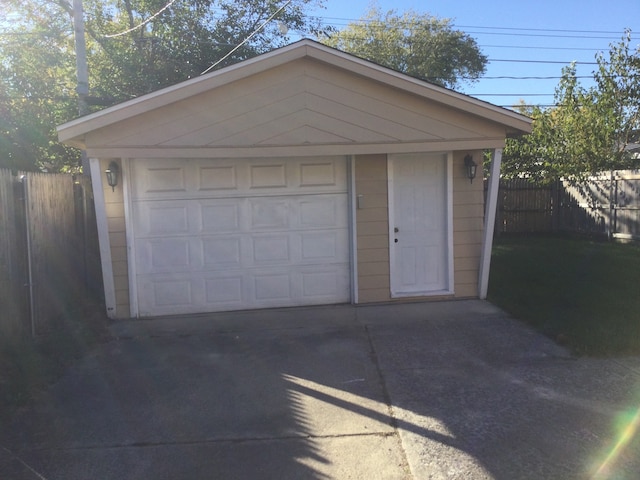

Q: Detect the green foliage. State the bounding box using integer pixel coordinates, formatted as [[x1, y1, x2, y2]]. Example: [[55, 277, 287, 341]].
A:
[[0, 3, 80, 171], [0, 0, 325, 171], [503, 31, 640, 183], [319, 6, 487, 89]]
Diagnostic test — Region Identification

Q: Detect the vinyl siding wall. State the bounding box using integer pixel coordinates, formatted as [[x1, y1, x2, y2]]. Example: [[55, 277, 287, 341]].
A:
[[354, 154, 391, 303], [100, 158, 130, 317], [452, 150, 484, 298], [355, 151, 484, 303]]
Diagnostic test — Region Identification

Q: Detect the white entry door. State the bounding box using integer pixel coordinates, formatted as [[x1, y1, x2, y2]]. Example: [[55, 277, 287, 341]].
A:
[[388, 153, 452, 297]]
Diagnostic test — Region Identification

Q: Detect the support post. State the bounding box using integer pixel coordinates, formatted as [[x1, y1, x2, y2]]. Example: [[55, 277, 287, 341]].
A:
[[89, 158, 117, 319], [478, 148, 503, 299]]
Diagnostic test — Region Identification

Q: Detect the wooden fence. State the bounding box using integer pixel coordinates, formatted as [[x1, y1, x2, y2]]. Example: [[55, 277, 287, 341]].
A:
[[0, 169, 102, 339], [493, 170, 640, 239]]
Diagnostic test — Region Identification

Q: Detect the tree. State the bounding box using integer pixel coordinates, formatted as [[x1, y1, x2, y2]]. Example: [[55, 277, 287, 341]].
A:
[[503, 31, 640, 183], [319, 6, 487, 89], [0, 0, 326, 171]]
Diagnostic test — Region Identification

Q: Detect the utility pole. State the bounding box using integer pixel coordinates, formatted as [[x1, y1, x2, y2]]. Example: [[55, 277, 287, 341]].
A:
[[72, 0, 89, 116], [72, 0, 90, 172]]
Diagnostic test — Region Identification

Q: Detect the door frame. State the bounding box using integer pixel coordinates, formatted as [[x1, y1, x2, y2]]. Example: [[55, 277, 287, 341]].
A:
[[387, 152, 454, 297]]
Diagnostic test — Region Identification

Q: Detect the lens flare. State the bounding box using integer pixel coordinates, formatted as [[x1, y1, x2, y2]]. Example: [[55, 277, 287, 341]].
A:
[[591, 406, 640, 479]]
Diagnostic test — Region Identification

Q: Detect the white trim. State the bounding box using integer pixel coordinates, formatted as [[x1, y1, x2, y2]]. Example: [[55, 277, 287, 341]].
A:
[[387, 157, 396, 296], [479, 148, 503, 299], [83, 139, 508, 160], [348, 155, 358, 304], [446, 152, 455, 294], [121, 158, 139, 317], [89, 158, 117, 319], [388, 152, 453, 298]]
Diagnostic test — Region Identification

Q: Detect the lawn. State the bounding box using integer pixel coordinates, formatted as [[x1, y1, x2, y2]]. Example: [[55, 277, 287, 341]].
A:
[[488, 235, 640, 356]]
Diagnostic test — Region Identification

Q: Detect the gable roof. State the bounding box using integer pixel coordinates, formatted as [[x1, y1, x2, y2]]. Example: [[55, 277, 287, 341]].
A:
[[58, 39, 531, 150]]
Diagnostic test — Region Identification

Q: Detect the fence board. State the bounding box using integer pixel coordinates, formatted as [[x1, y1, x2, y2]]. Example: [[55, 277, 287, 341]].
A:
[[24, 173, 79, 334], [0, 170, 26, 338], [1, 168, 102, 337], [493, 170, 640, 239]]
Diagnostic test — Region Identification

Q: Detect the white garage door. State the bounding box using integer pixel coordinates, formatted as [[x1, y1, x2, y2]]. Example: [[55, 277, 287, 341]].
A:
[[130, 157, 351, 316]]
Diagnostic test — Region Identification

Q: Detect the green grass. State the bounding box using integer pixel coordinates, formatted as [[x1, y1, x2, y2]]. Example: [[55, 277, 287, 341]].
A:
[[488, 235, 640, 356]]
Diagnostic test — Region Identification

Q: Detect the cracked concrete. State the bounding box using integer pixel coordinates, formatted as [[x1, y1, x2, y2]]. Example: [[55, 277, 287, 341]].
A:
[[2, 300, 640, 479]]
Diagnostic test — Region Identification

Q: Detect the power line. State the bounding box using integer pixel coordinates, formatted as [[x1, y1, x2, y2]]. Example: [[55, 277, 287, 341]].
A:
[[104, 0, 180, 38], [317, 16, 631, 35], [473, 93, 553, 97], [201, 0, 292, 75], [480, 44, 606, 52], [453, 24, 630, 35], [488, 59, 599, 65], [463, 31, 626, 40]]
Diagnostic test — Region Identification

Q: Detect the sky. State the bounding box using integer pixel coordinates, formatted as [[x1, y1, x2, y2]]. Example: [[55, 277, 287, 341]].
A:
[[295, 0, 640, 109]]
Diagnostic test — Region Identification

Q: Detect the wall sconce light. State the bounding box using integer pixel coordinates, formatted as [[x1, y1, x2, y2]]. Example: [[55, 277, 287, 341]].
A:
[[464, 154, 477, 184], [105, 161, 119, 192]]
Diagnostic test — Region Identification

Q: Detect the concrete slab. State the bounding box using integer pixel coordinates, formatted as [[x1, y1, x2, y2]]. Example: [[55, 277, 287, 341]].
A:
[[2, 300, 639, 479]]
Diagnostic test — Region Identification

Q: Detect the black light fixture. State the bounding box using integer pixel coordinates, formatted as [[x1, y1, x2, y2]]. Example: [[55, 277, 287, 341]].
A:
[[105, 161, 119, 192], [464, 154, 477, 184]]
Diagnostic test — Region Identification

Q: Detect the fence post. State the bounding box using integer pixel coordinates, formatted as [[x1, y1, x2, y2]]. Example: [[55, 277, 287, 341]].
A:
[[608, 170, 615, 240], [20, 175, 37, 337], [551, 179, 556, 233]]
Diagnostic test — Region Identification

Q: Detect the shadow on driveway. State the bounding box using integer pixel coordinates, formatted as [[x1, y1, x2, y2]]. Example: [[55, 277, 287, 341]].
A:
[[1, 300, 640, 479]]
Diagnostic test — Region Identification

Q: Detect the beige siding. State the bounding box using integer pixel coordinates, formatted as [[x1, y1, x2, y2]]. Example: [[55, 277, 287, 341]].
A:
[[85, 58, 508, 153], [355, 150, 484, 304], [355, 154, 391, 303], [100, 158, 130, 317], [452, 150, 484, 299]]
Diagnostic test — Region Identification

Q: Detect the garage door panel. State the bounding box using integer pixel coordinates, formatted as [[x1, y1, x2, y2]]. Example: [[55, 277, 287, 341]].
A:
[[301, 232, 340, 261], [249, 199, 289, 229], [249, 163, 287, 188], [301, 270, 345, 298], [204, 276, 244, 304], [299, 161, 338, 187], [141, 277, 193, 309], [149, 238, 190, 270], [251, 234, 291, 265], [132, 156, 350, 315], [198, 165, 238, 191], [299, 196, 345, 228], [200, 201, 241, 232], [202, 236, 242, 267], [134, 165, 188, 195], [136, 238, 193, 274], [254, 273, 291, 300], [149, 204, 189, 234], [133, 200, 191, 236]]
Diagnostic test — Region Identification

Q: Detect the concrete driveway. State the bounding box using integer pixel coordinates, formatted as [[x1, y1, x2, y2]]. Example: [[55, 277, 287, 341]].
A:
[[2, 300, 640, 479]]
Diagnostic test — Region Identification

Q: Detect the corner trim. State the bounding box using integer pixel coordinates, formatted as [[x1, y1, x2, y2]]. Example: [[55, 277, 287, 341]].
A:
[[479, 148, 503, 299], [89, 158, 117, 319]]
